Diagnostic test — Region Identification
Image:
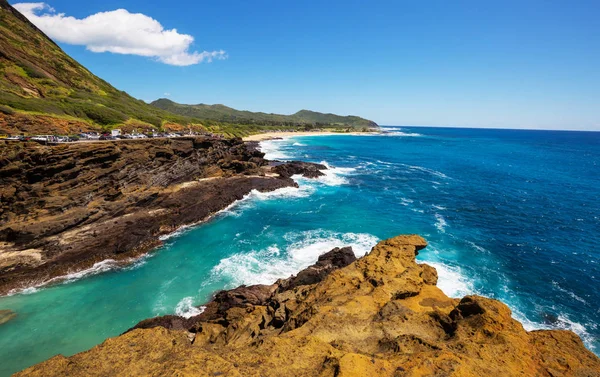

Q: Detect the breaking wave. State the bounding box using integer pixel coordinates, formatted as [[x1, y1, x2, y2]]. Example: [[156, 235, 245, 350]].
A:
[[174, 297, 205, 318], [6, 256, 150, 296], [210, 230, 379, 288], [260, 139, 292, 160], [434, 213, 448, 233]]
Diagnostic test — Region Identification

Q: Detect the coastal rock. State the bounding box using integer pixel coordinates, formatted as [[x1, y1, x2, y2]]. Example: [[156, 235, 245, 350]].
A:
[[277, 246, 356, 290], [132, 246, 357, 330], [0, 137, 300, 295], [273, 160, 327, 179], [0, 309, 16, 325], [16, 235, 600, 376]]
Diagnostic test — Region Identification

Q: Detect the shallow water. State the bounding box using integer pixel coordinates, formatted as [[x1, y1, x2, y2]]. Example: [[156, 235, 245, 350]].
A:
[[0, 127, 599, 375]]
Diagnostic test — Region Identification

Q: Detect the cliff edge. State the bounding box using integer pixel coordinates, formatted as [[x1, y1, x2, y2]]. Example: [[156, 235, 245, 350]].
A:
[[16, 235, 600, 376], [0, 138, 323, 295]]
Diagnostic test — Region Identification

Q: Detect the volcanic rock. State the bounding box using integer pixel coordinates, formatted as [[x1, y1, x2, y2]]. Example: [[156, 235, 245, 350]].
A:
[[273, 160, 327, 178], [15, 235, 600, 376], [0, 137, 305, 295]]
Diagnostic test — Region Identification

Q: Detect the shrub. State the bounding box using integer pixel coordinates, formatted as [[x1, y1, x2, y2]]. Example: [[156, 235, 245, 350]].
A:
[[0, 105, 15, 115], [77, 103, 127, 125]]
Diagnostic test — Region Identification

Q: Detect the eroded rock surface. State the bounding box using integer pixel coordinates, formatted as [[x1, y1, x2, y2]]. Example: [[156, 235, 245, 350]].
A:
[[0, 138, 325, 295], [273, 160, 327, 179], [16, 235, 600, 376]]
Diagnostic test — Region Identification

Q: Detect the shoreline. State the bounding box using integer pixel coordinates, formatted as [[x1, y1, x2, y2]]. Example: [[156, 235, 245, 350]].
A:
[[17, 235, 600, 376], [242, 130, 376, 141], [2, 181, 290, 297], [1, 137, 328, 296], [1, 177, 295, 297]]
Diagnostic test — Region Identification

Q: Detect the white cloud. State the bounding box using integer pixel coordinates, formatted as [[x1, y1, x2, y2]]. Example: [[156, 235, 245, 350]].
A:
[[163, 92, 171, 97], [13, 3, 227, 66]]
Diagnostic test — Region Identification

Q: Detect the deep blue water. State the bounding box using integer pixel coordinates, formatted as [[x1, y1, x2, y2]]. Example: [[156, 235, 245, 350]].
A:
[[0, 127, 598, 375]]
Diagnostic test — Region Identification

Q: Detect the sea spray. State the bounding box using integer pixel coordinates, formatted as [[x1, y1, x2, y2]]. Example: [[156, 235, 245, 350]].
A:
[[211, 230, 379, 288]]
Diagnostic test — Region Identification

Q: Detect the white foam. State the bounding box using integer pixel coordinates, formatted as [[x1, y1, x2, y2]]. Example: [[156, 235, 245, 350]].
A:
[[385, 131, 423, 137], [400, 163, 450, 179], [6, 256, 151, 296], [248, 183, 315, 200], [259, 139, 292, 160], [421, 255, 598, 352], [400, 197, 414, 206], [465, 240, 487, 253], [314, 161, 356, 186], [552, 281, 587, 305], [434, 213, 448, 233], [175, 297, 206, 318], [423, 261, 475, 298], [513, 308, 597, 352], [211, 230, 379, 288]]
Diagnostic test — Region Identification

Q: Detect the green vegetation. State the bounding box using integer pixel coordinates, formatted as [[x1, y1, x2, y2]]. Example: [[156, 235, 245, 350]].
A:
[[151, 99, 378, 129], [0, 0, 377, 136]]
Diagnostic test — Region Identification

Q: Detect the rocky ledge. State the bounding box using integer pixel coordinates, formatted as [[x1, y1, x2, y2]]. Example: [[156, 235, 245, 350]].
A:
[[16, 235, 600, 376], [0, 137, 324, 295]]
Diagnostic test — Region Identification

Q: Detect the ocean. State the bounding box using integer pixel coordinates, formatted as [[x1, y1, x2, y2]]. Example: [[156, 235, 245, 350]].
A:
[[0, 127, 598, 376]]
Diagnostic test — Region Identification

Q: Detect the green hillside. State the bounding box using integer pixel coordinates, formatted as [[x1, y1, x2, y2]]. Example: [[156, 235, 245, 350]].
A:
[[0, 0, 199, 134], [151, 99, 378, 129]]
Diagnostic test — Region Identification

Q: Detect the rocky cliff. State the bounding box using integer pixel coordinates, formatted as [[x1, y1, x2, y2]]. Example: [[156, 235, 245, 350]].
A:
[[0, 138, 315, 295], [16, 235, 600, 376]]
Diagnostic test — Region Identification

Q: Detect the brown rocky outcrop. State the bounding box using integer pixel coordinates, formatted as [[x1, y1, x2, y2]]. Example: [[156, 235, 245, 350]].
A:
[[16, 235, 600, 376], [0, 137, 325, 295]]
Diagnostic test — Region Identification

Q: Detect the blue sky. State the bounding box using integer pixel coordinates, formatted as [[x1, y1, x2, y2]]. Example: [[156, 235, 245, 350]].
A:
[[12, 0, 600, 130]]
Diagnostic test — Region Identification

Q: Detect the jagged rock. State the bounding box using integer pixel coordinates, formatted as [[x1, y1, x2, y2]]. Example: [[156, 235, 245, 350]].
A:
[[131, 246, 358, 331], [273, 160, 327, 179], [278, 246, 356, 290], [16, 235, 600, 376], [0, 138, 297, 295]]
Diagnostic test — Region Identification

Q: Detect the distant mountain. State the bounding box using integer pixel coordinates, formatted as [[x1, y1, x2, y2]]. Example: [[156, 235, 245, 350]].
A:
[[0, 0, 195, 134], [151, 99, 379, 129]]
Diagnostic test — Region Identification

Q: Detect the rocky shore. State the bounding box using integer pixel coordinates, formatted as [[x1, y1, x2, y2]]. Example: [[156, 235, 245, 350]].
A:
[[0, 137, 322, 295], [15, 235, 600, 376]]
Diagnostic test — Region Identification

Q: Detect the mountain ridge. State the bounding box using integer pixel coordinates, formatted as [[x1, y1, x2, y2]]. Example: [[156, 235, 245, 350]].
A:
[[151, 98, 378, 129]]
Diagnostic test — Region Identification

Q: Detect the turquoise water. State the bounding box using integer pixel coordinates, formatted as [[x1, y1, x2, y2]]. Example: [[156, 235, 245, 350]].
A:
[[1, 127, 599, 375]]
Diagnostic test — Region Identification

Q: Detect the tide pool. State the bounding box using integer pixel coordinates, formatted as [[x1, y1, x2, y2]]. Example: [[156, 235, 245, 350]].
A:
[[1, 127, 599, 376]]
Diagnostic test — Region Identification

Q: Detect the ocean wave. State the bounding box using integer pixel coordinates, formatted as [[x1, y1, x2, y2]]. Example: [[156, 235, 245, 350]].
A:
[[259, 139, 292, 160], [513, 308, 597, 352], [384, 131, 424, 137], [425, 259, 597, 351], [174, 297, 206, 318], [465, 240, 487, 253], [400, 163, 450, 179], [211, 230, 379, 288], [552, 281, 587, 305], [314, 161, 356, 186], [434, 213, 448, 233], [400, 197, 414, 206], [250, 184, 315, 200], [6, 256, 151, 296], [422, 261, 475, 298]]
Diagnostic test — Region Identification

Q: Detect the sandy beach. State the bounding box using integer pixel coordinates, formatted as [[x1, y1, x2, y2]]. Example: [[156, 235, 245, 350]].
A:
[[242, 131, 373, 141]]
